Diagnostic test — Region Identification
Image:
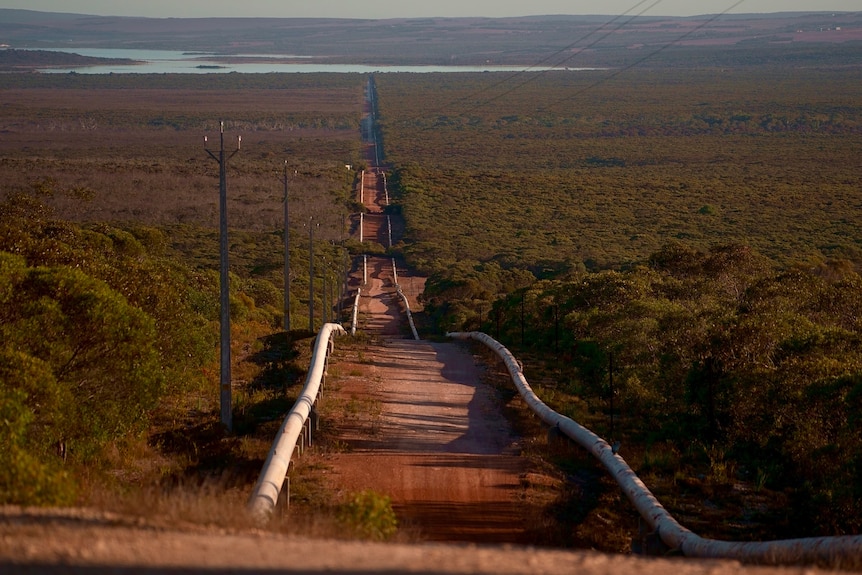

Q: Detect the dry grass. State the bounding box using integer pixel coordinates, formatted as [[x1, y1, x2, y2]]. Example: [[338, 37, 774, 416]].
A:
[[0, 76, 372, 534], [0, 78, 363, 241], [61, 315, 338, 536]]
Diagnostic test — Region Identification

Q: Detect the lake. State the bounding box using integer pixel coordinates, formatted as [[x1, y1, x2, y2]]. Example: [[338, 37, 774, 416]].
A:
[[35, 48, 594, 74]]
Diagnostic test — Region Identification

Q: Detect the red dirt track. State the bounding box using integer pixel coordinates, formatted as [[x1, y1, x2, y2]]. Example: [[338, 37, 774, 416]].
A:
[[328, 134, 529, 542], [328, 255, 527, 542]]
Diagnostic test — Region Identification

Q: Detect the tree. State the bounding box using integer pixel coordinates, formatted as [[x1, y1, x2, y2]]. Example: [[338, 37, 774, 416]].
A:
[[0, 252, 163, 464], [0, 350, 74, 505]]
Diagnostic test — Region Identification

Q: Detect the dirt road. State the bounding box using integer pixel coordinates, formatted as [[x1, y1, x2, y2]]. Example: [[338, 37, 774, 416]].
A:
[[325, 253, 527, 543], [323, 116, 534, 543], [5, 506, 839, 575]]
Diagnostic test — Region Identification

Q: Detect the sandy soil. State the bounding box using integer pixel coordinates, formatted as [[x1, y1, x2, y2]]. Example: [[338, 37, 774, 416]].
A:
[[3, 505, 838, 575], [324, 253, 527, 544], [318, 139, 533, 543]]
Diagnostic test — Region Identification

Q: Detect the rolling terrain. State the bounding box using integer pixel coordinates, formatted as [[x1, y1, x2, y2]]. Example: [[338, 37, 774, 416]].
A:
[[1, 9, 860, 68], [0, 8, 861, 572]]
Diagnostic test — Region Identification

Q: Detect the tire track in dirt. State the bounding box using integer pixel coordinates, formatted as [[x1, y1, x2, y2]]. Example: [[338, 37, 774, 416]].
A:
[[328, 253, 528, 543], [324, 84, 530, 542]]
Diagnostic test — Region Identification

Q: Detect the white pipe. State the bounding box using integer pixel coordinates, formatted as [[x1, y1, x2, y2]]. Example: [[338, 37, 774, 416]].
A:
[[447, 331, 862, 565], [387, 215, 392, 248], [351, 289, 361, 336], [391, 260, 417, 339], [383, 173, 389, 206], [363, 254, 367, 285], [249, 322, 346, 521], [359, 213, 364, 243], [397, 287, 419, 341]]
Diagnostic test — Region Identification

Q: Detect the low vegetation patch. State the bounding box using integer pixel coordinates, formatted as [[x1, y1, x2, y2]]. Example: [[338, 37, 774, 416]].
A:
[[338, 489, 399, 541], [376, 67, 862, 542], [0, 74, 362, 532]]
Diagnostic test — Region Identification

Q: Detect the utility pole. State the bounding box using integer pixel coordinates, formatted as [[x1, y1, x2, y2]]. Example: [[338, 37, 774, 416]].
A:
[[280, 163, 294, 333], [322, 256, 327, 326], [521, 292, 525, 348], [308, 217, 318, 333], [609, 351, 615, 441], [339, 250, 347, 320], [205, 121, 240, 433], [554, 304, 559, 353], [328, 260, 335, 322]]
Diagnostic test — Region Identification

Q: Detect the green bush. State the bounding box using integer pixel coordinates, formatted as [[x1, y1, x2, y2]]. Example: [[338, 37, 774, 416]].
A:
[[1, 188, 219, 397], [338, 489, 398, 541], [0, 190, 223, 502], [0, 357, 75, 506], [481, 244, 862, 535], [0, 253, 163, 460]]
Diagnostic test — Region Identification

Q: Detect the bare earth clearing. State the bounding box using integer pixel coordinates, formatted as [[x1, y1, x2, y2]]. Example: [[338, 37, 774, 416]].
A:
[[325, 160, 530, 543], [325, 254, 527, 544], [2, 505, 848, 575]]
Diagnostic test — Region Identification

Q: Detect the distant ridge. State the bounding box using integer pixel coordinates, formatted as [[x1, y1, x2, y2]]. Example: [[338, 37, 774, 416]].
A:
[[0, 9, 93, 22], [1, 9, 858, 68]]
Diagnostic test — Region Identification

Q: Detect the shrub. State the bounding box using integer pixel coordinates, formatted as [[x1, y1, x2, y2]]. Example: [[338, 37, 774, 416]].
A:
[[0, 252, 163, 462], [0, 351, 76, 505], [337, 489, 398, 540]]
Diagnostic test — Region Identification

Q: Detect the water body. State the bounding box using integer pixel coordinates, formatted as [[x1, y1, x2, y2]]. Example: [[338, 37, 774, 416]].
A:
[[34, 48, 594, 74]]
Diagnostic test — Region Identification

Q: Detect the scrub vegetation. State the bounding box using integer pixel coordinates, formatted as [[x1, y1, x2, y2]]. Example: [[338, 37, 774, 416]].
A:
[[375, 66, 862, 538], [0, 73, 363, 523]]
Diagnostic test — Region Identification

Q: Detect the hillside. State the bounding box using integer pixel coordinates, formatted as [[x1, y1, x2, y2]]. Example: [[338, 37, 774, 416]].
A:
[[0, 48, 136, 71], [1, 9, 860, 67], [1, 10, 862, 571]]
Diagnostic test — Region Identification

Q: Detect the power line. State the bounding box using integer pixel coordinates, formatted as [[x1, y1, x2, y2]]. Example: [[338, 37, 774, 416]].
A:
[[541, 1, 746, 114], [402, 1, 746, 130], [439, 0, 660, 117], [455, 0, 663, 119]]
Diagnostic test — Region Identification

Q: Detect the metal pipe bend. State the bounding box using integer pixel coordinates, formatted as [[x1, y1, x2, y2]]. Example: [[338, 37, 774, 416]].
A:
[[447, 331, 862, 565]]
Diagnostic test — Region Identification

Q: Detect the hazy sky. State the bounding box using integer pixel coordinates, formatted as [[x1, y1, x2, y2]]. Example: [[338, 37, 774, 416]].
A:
[[0, 0, 858, 19]]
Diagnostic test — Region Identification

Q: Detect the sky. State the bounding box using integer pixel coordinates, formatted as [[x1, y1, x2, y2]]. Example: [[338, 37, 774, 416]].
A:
[[0, 0, 858, 19]]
